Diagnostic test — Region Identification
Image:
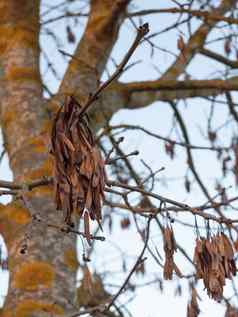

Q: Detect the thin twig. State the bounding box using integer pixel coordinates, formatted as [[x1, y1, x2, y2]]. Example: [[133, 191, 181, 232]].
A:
[[106, 124, 229, 152], [76, 23, 149, 119], [106, 215, 153, 311]]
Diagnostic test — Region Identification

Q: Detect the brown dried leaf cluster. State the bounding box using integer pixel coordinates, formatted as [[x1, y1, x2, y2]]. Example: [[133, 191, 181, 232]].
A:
[[163, 226, 180, 280], [51, 96, 105, 241], [225, 305, 238, 317], [77, 269, 110, 308], [187, 288, 200, 317], [120, 217, 130, 229], [193, 233, 236, 301], [164, 141, 175, 159]]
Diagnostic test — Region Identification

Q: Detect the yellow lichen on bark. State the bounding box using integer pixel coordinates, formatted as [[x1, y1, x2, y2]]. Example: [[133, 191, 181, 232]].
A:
[[25, 158, 53, 181], [0, 213, 20, 247], [15, 300, 64, 317], [24, 135, 49, 155], [12, 26, 38, 47], [3, 201, 31, 225], [0, 309, 13, 317], [14, 261, 55, 291], [0, 25, 37, 55], [6, 66, 40, 82], [23, 158, 54, 197], [27, 186, 53, 199], [64, 248, 79, 271], [1, 110, 17, 127]]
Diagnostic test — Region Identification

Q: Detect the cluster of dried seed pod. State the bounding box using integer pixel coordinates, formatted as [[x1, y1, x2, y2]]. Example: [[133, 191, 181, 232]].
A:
[[225, 305, 238, 317], [193, 233, 236, 301], [51, 96, 106, 243], [77, 269, 110, 308], [187, 287, 200, 317], [163, 226, 180, 280]]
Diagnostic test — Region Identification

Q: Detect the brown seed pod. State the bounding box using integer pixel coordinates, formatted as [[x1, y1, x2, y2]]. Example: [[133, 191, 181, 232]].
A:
[[51, 96, 106, 241], [193, 234, 236, 301], [225, 305, 238, 317], [187, 288, 200, 317], [163, 226, 177, 280]]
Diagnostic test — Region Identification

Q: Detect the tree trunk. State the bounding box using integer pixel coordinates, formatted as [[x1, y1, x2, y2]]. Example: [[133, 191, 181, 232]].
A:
[[0, 1, 77, 315], [0, 0, 128, 315]]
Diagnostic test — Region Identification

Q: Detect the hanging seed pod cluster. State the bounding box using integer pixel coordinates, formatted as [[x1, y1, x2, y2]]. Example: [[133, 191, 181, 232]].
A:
[[51, 96, 106, 242], [225, 305, 238, 317], [163, 226, 178, 280], [193, 233, 237, 301], [187, 288, 200, 317]]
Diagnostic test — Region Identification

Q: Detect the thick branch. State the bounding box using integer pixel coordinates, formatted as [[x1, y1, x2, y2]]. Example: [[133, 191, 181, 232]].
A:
[[47, 0, 130, 133], [56, 0, 129, 100], [116, 76, 238, 108], [129, 7, 238, 25], [92, 0, 237, 114], [200, 48, 238, 68], [160, 0, 236, 80], [125, 78, 238, 92]]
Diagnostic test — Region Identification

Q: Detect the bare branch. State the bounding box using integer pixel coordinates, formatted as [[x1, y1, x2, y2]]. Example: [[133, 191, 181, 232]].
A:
[[106, 215, 152, 310], [76, 23, 149, 119]]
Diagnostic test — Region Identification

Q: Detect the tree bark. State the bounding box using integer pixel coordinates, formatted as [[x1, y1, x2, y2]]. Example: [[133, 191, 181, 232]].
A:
[[0, 1, 77, 315], [0, 0, 128, 316]]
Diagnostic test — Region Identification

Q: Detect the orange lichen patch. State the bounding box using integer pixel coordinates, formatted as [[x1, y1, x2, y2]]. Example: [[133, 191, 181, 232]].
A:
[[27, 185, 53, 199], [15, 300, 64, 317], [3, 201, 31, 225], [2, 110, 17, 127], [0, 25, 37, 50], [0, 26, 14, 54], [64, 249, 79, 271], [6, 66, 40, 82], [25, 159, 53, 181], [0, 215, 22, 247], [0, 203, 5, 214], [0, 42, 7, 56], [26, 136, 48, 154], [41, 120, 52, 134], [14, 261, 55, 291], [0, 309, 14, 317], [7, 254, 27, 273]]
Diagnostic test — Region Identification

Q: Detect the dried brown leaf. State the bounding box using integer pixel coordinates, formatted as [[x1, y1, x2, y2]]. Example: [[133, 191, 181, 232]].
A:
[[51, 96, 106, 230], [84, 210, 91, 246]]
